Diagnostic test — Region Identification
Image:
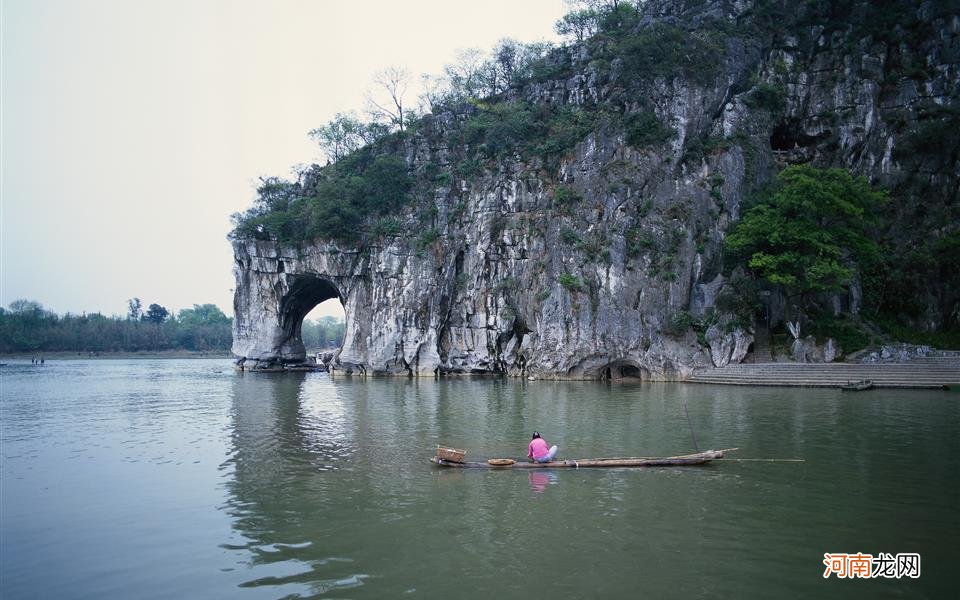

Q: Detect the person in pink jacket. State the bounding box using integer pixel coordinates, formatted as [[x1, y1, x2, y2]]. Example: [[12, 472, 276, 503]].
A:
[[527, 431, 558, 463]]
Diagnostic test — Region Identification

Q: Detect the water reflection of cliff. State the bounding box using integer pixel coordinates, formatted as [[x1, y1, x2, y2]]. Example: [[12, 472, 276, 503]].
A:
[[222, 371, 369, 596], [219, 375, 550, 597], [221, 376, 793, 597], [217, 375, 957, 598], [221, 374, 503, 597]]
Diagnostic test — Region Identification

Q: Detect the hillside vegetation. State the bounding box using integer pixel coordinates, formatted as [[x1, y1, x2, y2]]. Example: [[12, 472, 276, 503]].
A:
[[231, 0, 960, 351]]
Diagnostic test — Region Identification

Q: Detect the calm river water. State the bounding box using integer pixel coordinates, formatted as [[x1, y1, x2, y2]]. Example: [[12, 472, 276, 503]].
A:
[[1, 359, 958, 598]]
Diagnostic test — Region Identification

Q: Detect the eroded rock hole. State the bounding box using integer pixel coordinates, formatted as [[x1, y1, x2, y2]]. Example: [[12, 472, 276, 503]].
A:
[[770, 120, 822, 151], [278, 276, 346, 363], [600, 362, 647, 380]]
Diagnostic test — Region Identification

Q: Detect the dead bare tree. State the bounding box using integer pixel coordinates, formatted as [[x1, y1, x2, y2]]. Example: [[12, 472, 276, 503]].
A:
[[366, 66, 411, 133]]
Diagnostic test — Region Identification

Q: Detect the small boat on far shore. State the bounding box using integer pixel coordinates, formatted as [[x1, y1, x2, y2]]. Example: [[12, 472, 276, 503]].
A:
[[840, 380, 874, 391]]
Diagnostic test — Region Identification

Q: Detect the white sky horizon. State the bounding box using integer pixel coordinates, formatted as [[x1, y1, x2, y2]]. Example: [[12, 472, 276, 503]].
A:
[[2, 0, 565, 319]]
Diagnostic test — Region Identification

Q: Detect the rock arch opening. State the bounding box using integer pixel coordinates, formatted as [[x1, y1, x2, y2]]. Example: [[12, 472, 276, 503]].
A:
[[302, 299, 346, 362], [599, 361, 649, 381], [277, 275, 346, 364]]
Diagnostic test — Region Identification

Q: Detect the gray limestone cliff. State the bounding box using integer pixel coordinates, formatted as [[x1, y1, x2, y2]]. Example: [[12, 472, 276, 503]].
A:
[[232, 0, 959, 377]]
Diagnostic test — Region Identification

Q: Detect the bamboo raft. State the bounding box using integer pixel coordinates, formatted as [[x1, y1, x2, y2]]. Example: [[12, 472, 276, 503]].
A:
[[431, 448, 736, 469]]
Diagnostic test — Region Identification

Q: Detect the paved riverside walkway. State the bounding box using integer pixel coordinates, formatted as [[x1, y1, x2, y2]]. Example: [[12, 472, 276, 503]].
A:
[[688, 357, 960, 389]]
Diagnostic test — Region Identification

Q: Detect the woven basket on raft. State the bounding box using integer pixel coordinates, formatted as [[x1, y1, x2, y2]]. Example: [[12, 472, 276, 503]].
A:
[[436, 446, 467, 463], [487, 458, 515, 466]]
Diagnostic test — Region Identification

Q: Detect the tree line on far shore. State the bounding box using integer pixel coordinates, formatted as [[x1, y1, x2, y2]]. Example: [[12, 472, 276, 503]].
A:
[[0, 299, 345, 354], [301, 316, 345, 351]]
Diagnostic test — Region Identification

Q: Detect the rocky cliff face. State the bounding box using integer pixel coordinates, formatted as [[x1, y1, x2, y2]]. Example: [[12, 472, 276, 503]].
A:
[[232, 0, 959, 377]]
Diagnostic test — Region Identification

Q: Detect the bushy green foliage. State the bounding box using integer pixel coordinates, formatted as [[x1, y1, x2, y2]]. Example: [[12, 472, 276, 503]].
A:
[[177, 304, 230, 327], [461, 102, 598, 161], [893, 113, 960, 161], [462, 102, 534, 155], [725, 165, 886, 296], [743, 82, 786, 113], [806, 313, 871, 354], [230, 177, 303, 242], [371, 216, 405, 238], [416, 228, 441, 250], [554, 185, 582, 208], [434, 171, 454, 187], [560, 226, 580, 245], [533, 107, 601, 158], [868, 230, 960, 327], [685, 136, 731, 165], [230, 1, 732, 248], [309, 113, 386, 162], [455, 157, 484, 179], [874, 318, 960, 350], [558, 273, 585, 293], [625, 225, 655, 258], [667, 310, 726, 345], [231, 151, 413, 244], [596, 2, 642, 34], [715, 272, 761, 323], [575, 236, 611, 264], [607, 23, 724, 85], [800, 0, 959, 46], [666, 310, 698, 337], [624, 111, 674, 149]]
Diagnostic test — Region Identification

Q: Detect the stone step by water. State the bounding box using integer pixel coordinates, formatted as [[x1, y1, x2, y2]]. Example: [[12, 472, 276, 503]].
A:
[[689, 359, 960, 388], [749, 325, 773, 363]]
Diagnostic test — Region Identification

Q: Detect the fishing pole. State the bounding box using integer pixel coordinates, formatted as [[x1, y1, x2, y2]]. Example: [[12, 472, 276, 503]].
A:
[[682, 397, 700, 453]]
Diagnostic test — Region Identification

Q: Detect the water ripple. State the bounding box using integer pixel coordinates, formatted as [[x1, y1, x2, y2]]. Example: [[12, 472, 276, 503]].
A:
[[3, 363, 958, 598]]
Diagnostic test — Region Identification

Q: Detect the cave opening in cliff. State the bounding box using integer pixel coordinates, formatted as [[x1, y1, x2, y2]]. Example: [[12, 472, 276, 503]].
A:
[[278, 275, 346, 362], [599, 362, 648, 381], [770, 120, 822, 152]]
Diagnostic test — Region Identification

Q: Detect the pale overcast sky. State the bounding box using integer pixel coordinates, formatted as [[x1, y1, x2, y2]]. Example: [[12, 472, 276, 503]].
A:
[[2, 0, 565, 318]]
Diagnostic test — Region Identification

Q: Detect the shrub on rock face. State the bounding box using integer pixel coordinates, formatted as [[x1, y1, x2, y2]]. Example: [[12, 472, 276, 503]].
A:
[[461, 102, 599, 161], [743, 82, 786, 113], [416, 228, 441, 250], [624, 111, 674, 149], [605, 22, 724, 86], [667, 311, 697, 336], [371, 216, 405, 238], [554, 185, 582, 209], [558, 273, 585, 293]]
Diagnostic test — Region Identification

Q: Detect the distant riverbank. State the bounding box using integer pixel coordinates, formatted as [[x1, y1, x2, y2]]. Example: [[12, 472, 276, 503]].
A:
[[0, 350, 233, 360]]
